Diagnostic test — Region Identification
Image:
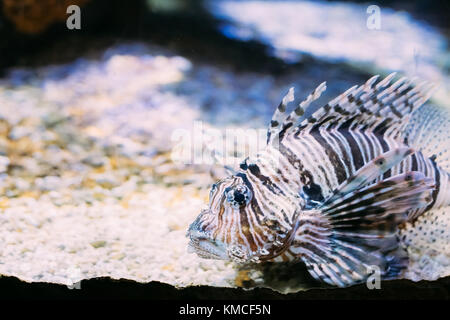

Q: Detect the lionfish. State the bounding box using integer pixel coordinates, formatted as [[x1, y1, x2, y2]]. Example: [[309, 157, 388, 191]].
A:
[[187, 73, 450, 287]]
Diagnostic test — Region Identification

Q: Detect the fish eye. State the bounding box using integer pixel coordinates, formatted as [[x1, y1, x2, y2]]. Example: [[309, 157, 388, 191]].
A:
[[225, 184, 252, 209]]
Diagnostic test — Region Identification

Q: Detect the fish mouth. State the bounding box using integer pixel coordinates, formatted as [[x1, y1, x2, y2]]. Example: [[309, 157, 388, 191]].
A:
[[187, 230, 229, 260]]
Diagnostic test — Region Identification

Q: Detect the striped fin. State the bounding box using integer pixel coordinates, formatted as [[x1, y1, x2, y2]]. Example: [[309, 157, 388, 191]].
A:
[[295, 172, 435, 287], [267, 82, 326, 145], [324, 147, 414, 205], [267, 87, 295, 145], [277, 73, 437, 143]]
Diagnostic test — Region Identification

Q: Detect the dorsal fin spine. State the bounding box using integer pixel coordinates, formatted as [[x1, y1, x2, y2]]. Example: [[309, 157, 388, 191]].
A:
[[267, 87, 295, 145], [267, 73, 436, 147], [375, 72, 397, 89]]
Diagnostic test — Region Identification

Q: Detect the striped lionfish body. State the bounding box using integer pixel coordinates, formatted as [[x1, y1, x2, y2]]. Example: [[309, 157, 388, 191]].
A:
[[187, 73, 450, 287]]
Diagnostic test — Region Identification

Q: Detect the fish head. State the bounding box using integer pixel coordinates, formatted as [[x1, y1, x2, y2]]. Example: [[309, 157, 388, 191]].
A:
[[187, 173, 296, 263]]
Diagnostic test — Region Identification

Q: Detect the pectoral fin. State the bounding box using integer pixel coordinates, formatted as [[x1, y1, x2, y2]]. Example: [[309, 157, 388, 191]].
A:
[[325, 147, 414, 205], [293, 172, 435, 287]]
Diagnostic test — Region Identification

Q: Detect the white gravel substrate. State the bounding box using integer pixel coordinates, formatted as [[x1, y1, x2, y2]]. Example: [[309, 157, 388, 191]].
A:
[[0, 184, 238, 288]]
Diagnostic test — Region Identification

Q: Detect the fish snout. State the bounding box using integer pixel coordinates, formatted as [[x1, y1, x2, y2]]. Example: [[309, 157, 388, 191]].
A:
[[187, 230, 228, 260], [186, 210, 228, 260]]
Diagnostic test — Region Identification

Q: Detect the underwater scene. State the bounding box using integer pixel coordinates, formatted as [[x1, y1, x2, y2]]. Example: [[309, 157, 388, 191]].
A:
[[0, 0, 449, 302]]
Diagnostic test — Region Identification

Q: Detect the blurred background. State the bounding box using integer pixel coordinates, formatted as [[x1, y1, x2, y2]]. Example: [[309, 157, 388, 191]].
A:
[[0, 0, 449, 296]]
